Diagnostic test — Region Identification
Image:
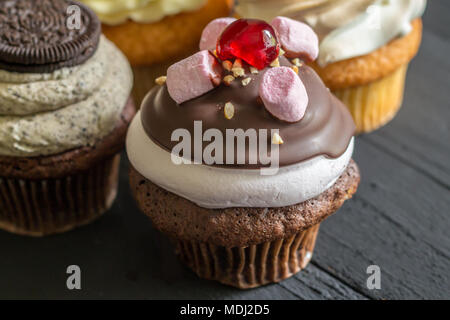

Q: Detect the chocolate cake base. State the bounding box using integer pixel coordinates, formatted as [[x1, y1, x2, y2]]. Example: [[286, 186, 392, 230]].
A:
[[130, 160, 360, 288], [0, 97, 135, 236]]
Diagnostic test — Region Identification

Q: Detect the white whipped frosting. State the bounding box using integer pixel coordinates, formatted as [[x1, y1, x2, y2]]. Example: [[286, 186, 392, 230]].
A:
[[126, 111, 354, 209], [318, 0, 427, 66], [235, 0, 426, 66], [0, 37, 133, 157], [79, 0, 207, 25]]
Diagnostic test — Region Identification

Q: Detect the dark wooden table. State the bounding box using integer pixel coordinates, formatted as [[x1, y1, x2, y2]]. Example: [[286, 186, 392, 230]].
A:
[[0, 1, 449, 300]]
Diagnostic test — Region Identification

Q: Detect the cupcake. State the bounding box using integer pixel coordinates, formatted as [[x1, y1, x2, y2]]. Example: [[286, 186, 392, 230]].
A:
[[127, 18, 360, 288], [0, 0, 135, 236], [79, 0, 232, 105], [234, 0, 427, 133]]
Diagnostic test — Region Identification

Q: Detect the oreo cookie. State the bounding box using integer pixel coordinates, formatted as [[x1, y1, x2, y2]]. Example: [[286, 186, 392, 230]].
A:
[[0, 0, 101, 73]]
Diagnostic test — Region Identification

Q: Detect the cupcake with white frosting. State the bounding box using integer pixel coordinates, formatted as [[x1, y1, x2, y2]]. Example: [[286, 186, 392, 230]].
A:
[[127, 17, 360, 288], [0, 0, 134, 236], [235, 0, 427, 133], [79, 0, 232, 66], [79, 0, 232, 105]]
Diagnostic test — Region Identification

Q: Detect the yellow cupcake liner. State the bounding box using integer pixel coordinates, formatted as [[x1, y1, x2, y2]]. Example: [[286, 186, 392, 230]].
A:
[[333, 64, 409, 134]]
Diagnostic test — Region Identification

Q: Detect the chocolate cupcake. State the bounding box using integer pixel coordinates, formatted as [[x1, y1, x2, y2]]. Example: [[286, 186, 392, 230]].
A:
[[127, 18, 359, 288], [0, 0, 135, 236]]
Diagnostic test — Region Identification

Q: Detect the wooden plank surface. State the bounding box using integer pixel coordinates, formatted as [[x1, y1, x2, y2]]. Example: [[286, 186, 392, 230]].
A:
[[314, 141, 450, 300], [308, 2, 450, 299], [0, 0, 448, 300]]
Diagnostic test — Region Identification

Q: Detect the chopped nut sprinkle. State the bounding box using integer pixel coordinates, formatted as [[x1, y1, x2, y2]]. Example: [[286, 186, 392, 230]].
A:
[[291, 65, 299, 74], [279, 48, 286, 57], [270, 58, 280, 68], [223, 75, 235, 86], [232, 67, 245, 78], [233, 59, 243, 69], [155, 76, 167, 85], [242, 77, 252, 86], [212, 49, 218, 58], [292, 58, 303, 67], [224, 102, 235, 119], [272, 132, 284, 145], [250, 66, 259, 74], [222, 60, 233, 71]]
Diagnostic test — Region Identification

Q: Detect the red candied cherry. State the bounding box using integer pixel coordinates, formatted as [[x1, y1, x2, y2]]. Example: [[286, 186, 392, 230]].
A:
[[216, 19, 280, 70]]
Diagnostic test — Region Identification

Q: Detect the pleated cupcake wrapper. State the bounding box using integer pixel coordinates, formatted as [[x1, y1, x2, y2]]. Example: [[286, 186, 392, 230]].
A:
[[0, 154, 120, 236], [175, 224, 320, 289], [334, 64, 409, 134]]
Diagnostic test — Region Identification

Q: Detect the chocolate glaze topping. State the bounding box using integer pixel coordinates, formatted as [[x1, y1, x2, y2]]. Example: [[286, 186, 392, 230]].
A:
[[141, 57, 355, 168]]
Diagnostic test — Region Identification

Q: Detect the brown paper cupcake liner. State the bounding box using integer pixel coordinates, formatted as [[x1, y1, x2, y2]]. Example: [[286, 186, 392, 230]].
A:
[[0, 154, 120, 237], [333, 64, 409, 134], [175, 224, 320, 289]]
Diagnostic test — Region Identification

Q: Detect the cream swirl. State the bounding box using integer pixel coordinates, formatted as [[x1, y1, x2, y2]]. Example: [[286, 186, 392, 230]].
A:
[[235, 0, 427, 66], [318, 0, 426, 66], [0, 41, 107, 115], [79, 0, 207, 25], [0, 36, 133, 157]]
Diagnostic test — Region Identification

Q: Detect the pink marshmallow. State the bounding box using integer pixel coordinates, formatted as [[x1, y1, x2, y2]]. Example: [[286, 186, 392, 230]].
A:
[[259, 67, 308, 123], [166, 50, 222, 104], [271, 16, 319, 62], [199, 17, 237, 51]]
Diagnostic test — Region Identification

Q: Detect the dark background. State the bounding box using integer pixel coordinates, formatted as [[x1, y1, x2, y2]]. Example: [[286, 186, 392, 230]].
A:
[[0, 0, 449, 300]]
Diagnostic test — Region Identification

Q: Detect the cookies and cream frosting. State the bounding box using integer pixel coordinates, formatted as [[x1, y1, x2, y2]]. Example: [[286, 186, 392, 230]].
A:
[[0, 36, 133, 157], [79, 0, 207, 25], [235, 0, 427, 66]]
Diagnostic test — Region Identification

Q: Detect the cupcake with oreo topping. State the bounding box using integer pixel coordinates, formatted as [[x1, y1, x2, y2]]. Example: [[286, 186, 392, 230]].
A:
[[0, 0, 135, 236], [127, 18, 359, 288]]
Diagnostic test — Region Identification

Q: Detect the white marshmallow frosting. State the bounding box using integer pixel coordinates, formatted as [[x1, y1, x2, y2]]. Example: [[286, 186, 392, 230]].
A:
[[126, 111, 354, 209]]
